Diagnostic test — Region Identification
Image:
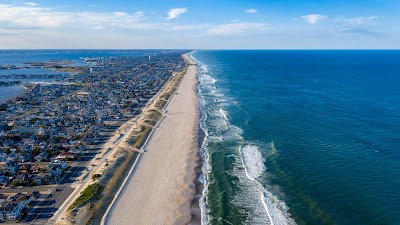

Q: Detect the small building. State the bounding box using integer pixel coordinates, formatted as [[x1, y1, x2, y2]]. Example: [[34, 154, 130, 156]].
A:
[[0, 192, 35, 221], [56, 152, 75, 160]]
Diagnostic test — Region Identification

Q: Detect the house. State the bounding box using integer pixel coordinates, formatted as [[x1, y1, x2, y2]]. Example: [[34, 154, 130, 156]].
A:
[[48, 166, 62, 178], [6, 153, 18, 162], [0, 153, 7, 162], [18, 164, 31, 174], [4, 162, 18, 175], [49, 160, 68, 169], [31, 176, 42, 185], [34, 152, 48, 162], [0, 195, 7, 203], [0, 201, 22, 221], [22, 138, 34, 146], [38, 173, 52, 184], [56, 152, 75, 160], [30, 166, 40, 174], [0, 174, 4, 185], [34, 155, 44, 162], [69, 148, 82, 156], [15, 173, 29, 183], [0, 192, 36, 221], [0, 176, 8, 186]]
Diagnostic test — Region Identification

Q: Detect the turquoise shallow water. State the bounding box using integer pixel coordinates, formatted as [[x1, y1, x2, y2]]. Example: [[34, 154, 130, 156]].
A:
[[193, 50, 400, 225]]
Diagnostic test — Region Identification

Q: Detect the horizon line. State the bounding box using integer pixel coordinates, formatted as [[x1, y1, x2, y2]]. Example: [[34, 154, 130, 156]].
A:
[[0, 48, 399, 51]]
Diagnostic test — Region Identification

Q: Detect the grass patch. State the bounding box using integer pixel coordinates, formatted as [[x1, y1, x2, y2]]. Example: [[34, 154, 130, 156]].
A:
[[127, 136, 136, 145], [154, 99, 167, 109], [145, 110, 163, 126], [68, 184, 100, 210], [85, 151, 140, 225], [162, 93, 171, 100], [132, 125, 152, 149], [57, 66, 86, 74]]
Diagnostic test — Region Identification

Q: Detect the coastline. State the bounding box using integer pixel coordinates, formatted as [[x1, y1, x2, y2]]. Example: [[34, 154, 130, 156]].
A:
[[0, 84, 28, 103], [54, 53, 191, 225], [103, 53, 201, 225]]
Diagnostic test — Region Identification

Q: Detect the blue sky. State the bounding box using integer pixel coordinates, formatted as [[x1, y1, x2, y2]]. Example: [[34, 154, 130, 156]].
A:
[[0, 0, 399, 49]]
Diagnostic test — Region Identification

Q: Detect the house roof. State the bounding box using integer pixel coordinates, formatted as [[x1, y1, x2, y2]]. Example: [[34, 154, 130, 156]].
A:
[[59, 152, 74, 157], [19, 164, 31, 170]]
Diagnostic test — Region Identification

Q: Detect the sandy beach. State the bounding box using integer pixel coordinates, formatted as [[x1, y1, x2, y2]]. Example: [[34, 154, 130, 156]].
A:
[[104, 54, 200, 225]]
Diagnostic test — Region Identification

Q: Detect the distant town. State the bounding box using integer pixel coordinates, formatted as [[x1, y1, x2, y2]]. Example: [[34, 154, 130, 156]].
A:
[[0, 51, 186, 222]]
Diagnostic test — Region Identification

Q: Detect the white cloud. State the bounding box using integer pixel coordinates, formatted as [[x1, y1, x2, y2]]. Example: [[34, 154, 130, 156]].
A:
[[207, 23, 270, 35], [113, 12, 128, 17], [0, 4, 156, 30], [245, 9, 258, 14], [333, 16, 378, 25], [24, 2, 39, 6], [166, 8, 187, 20], [301, 14, 327, 24]]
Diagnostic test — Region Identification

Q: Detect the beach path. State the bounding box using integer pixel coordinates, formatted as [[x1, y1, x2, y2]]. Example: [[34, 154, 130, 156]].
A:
[[104, 56, 199, 225]]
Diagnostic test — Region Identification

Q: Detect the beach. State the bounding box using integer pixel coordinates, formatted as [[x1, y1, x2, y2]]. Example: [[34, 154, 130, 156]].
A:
[[104, 54, 200, 225]]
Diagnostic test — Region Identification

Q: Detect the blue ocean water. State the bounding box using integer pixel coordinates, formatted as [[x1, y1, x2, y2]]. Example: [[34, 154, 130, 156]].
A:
[[0, 86, 25, 103], [193, 50, 400, 225]]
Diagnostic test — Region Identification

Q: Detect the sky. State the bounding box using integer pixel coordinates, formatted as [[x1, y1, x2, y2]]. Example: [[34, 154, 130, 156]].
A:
[[0, 0, 399, 49]]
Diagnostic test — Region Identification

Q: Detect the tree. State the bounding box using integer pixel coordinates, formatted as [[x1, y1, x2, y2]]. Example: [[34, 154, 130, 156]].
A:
[[32, 146, 42, 156], [0, 104, 7, 111], [11, 180, 22, 187]]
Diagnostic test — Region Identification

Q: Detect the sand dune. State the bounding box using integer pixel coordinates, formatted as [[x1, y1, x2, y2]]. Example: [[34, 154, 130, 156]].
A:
[[104, 55, 199, 225]]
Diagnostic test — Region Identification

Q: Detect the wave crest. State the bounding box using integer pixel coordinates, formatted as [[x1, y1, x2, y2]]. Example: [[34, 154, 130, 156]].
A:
[[241, 145, 266, 180]]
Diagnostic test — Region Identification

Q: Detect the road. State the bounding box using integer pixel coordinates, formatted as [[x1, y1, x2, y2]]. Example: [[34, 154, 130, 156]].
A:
[[49, 118, 141, 224], [20, 148, 101, 225], [15, 69, 179, 225]]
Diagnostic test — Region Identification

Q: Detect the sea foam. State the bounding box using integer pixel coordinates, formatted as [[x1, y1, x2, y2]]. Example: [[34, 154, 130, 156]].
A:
[[191, 52, 211, 225], [193, 52, 296, 225], [241, 145, 266, 180]]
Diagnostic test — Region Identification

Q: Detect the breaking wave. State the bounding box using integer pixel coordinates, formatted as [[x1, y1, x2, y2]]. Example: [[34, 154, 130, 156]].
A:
[[191, 52, 296, 225]]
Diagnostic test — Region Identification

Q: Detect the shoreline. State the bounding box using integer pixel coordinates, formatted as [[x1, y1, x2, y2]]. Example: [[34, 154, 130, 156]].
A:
[[103, 53, 201, 225], [190, 126, 206, 224], [0, 84, 28, 103], [189, 52, 206, 225], [54, 54, 189, 225]]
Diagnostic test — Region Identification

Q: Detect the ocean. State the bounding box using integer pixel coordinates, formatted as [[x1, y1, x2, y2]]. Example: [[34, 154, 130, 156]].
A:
[[192, 50, 400, 225]]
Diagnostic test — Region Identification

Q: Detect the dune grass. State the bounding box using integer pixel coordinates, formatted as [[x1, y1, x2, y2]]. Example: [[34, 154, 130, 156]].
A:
[[68, 184, 100, 211]]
